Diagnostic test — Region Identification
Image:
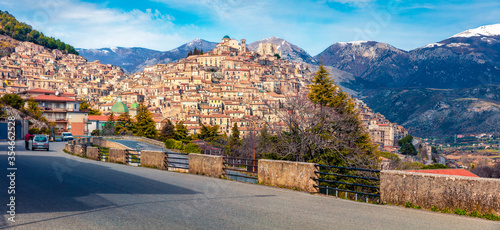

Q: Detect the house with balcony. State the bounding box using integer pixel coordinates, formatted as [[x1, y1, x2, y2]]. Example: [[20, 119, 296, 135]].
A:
[[32, 95, 88, 135]]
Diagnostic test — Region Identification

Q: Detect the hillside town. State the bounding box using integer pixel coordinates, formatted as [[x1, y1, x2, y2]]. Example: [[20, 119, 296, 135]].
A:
[[1, 35, 407, 152]]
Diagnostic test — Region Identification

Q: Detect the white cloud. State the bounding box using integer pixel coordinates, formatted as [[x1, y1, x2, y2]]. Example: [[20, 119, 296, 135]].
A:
[[7, 0, 188, 50]]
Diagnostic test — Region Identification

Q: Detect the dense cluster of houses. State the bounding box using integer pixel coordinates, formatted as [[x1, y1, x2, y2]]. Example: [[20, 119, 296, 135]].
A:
[[1, 36, 407, 151]]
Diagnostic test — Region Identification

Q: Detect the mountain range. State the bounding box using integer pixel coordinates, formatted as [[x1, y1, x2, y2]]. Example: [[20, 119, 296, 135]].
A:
[[77, 24, 500, 137], [77, 39, 217, 73]]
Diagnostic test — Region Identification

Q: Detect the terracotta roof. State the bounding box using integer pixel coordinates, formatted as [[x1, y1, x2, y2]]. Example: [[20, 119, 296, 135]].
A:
[[88, 115, 119, 121], [34, 95, 76, 102], [406, 169, 478, 178]]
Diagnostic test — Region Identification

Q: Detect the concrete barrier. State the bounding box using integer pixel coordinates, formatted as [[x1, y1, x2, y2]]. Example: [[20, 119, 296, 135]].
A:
[[258, 159, 318, 192], [381, 170, 500, 215], [141, 150, 167, 169], [188, 154, 223, 177], [86, 147, 100, 160], [74, 145, 85, 157], [108, 148, 127, 164]]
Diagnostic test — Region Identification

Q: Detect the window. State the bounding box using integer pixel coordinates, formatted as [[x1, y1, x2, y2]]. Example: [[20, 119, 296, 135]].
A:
[[68, 114, 72, 119], [68, 125, 72, 129]]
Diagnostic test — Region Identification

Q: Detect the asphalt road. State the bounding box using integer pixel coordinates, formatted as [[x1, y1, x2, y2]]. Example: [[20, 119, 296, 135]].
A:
[[0, 141, 498, 229], [109, 139, 166, 152]]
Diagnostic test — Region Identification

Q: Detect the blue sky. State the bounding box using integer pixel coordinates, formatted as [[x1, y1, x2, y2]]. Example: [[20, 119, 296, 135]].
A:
[[1, 0, 499, 54]]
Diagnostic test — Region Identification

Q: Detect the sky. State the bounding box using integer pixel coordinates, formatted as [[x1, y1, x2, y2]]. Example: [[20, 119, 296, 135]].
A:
[[1, 0, 499, 55]]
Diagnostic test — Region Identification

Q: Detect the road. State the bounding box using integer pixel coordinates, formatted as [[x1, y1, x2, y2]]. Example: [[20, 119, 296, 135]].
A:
[[108, 139, 166, 152], [0, 141, 498, 229]]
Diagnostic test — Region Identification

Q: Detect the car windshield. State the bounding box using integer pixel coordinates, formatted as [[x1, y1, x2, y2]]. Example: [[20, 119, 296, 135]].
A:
[[34, 136, 47, 142], [63, 133, 72, 136]]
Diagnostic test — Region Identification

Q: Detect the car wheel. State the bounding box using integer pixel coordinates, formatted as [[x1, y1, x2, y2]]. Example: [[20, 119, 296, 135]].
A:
[[46, 148, 49, 151]]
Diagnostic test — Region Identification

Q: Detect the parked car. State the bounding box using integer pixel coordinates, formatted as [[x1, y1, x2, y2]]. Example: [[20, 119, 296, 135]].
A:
[[62, 132, 74, 141], [31, 135, 49, 151]]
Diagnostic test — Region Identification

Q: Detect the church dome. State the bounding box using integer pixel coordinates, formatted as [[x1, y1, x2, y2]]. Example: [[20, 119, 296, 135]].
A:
[[130, 102, 139, 109], [110, 101, 129, 113], [223, 35, 230, 39]]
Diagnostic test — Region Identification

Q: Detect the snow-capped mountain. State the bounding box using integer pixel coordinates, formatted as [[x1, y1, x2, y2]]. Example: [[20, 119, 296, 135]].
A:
[[78, 39, 217, 73], [314, 41, 410, 89], [248, 37, 317, 65], [451, 23, 500, 38], [77, 47, 163, 73]]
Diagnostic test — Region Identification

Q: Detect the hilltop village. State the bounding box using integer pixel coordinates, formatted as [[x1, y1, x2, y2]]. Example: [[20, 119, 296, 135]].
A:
[[0, 35, 407, 152]]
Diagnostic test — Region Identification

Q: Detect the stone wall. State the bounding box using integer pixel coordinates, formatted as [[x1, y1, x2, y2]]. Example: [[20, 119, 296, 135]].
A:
[[74, 145, 84, 157], [188, 154, 224, 177], [108, 148, 127, 164], [86, 147, 100, 160], [381, 170, 500, 215], [64, 143, 73, 153], [141, 151, 167, 170], [258, 159, 318, 192]]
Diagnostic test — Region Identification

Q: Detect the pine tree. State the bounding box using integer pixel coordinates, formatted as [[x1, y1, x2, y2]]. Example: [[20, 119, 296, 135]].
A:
[[114, 112, 133, 135], [228, 123, 240, 154], [307, 63, 377, 167], [308, 64, 336, 107], [159, 119, 175, 141], [101, 112, 115, 136], [174, 121, 188, 141], [134, 103, 158, 139]]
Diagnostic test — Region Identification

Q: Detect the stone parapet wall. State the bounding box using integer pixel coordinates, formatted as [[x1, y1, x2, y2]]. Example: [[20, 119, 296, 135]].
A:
[[188, 154, 224, 177], [141, 150, 167, 170], [381, 170, 500, 215], [108, 148, 127, 164], [258, 159, 318, 192]]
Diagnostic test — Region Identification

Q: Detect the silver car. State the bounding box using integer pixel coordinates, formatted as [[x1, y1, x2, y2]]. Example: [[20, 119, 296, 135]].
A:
[[31, 135, 50, 151], [62, 132, 74, 141]]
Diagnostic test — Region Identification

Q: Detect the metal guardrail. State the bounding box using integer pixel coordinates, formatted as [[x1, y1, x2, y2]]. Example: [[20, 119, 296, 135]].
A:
[[223, 156, 258, 183], [126, 149, 141, 166], [313, 164, 381, 203], [166, 152, 189, 170]]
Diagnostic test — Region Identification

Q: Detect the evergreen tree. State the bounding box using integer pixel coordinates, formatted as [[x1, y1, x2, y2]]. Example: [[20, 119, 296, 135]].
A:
[[174, 121, 188, 141], [398, 135, 417, 156], [0, 93, 24, 109], [307, 63, 377, 166], [101, 112, 115, 136], [26, 97, 44, 120], [134, 103, 158, 139], [159, 119, 175, 141], [228, 123, 240, 154], [199, 123, 220, 141], [308, 64, 336, 107], [114, 112, 133, 135]]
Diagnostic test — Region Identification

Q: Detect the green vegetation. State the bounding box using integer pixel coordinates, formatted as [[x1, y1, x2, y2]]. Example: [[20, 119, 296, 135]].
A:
[[404, 201, 422, 209], [134, 103, 158, 139], [158, 119, 175, 141], [114, 112, 133, 135], [100, 112, 115, 136], [173, 121, 188, 141], [274, 53, 281, 59], [421, 164, 449, 169], [165, 139, 183, 150], [79, 99, 101, 115], [398, 135, 417, 156], [227, 123, 240, 155], [0, 11, 78, 54], [25, 97, 47, 122], [186, 47, 204, 57], [429, 205, 500, 221], [0, 93, 24, 109], [183, 143, 201, 153]]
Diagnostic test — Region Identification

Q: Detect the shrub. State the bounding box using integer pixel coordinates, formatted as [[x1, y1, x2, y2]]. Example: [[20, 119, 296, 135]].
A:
[[183, 143, 201, 153], [165, 138, 183, 150]]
